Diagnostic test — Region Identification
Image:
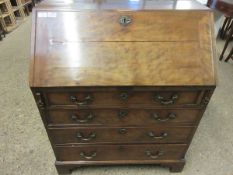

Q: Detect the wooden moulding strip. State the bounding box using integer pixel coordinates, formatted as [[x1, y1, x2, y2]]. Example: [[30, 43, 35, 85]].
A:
[[9, 12, 16, 24], [0, 2, 9, 14], [16, 0, 32, 6], [0, 12, 7, 32], [17, 6, 25, 17], [0, 0, 32, 33], [3, 12, 16, 26], [22, 0, 32, 6], [5, 23, 17, 32], [15, 0, 21, 6], [1, 0, 14, 15], [13, 8, 24, 19], [15, 0, 32, 18], [12, 6, 19, 11], [1, 13, 10, 18]]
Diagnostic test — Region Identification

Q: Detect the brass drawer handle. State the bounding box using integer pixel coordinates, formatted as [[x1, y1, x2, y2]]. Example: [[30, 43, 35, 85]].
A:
[[70, 94, 93, 106], [152, 113, 176, 122], [71, 113, 94, 123], [148, 131, 168, 139], [155, 94, 178, 105], [119, 16, 132, 26], [80, 151, 97, 160], [118, 110, 128, 118], [145, 150, 164, 159], [76, 132, 96, 141]]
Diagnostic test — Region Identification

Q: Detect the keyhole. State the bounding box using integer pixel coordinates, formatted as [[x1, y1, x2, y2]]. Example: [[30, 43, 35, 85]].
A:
[[122, 18, 127, 24], [119, 16, 131, 26]]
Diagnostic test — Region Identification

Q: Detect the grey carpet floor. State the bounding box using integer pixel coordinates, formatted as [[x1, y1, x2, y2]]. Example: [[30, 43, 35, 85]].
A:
[[0, 17, 233, 175]]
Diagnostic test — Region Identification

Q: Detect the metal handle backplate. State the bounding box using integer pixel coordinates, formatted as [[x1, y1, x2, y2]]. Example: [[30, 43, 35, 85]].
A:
[[70, 94, 93, 106], [145, 150, 164, 159], [148, 131, 168, 139], [76, 132, 96, 141], [80, 151, 97, 160], [152, 113, 176, 122], [155, 94, 178, 105]]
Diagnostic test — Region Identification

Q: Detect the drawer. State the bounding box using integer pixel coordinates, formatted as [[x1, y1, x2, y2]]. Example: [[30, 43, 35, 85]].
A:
[[55, 144, 187, 161], [50, 127, 193, 144], [47, 109, 201, 126], [45, 90, 202, 107], [46, 11, 205, 42]]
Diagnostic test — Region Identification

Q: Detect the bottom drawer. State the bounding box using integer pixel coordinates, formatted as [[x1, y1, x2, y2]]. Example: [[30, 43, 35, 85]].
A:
[[56, 144, 187, 161]]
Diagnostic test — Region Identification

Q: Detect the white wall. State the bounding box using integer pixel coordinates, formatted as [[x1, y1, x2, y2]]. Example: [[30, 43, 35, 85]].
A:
[[196, 0, 208, 5]]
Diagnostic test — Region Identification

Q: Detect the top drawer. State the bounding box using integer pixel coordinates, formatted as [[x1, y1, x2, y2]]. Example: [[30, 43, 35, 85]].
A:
[[43, 90, 205, 107], [41, 11, 207, 42]]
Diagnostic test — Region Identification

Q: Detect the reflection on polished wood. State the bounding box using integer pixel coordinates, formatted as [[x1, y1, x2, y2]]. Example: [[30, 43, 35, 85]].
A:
[[31, 10, 216, 87], [39, 0, 209, 10]]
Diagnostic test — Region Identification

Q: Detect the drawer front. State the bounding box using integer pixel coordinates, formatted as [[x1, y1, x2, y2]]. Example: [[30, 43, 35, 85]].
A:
[[50, 127, 193, 144], [47, 11, 205, 42], [47, 109, 201, 126], [46, 90, 202, 107], [55, 144, 187, 161]]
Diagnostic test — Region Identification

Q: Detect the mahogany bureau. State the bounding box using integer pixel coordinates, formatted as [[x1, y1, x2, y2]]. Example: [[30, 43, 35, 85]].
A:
[[29, 0, 217, 174]]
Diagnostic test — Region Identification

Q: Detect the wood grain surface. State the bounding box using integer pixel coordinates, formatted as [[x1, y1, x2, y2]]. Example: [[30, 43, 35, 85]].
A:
[[30, 10, 216, 87], [30, 1, 217, 173]]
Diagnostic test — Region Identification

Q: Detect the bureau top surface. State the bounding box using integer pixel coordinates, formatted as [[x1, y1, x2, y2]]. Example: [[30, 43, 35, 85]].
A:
[[39, 0, 209, 10], [30, 1, 216, 87]]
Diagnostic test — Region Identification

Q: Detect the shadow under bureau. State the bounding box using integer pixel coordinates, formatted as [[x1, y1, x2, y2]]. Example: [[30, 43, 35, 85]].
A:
[[30, 0, 217, 174]]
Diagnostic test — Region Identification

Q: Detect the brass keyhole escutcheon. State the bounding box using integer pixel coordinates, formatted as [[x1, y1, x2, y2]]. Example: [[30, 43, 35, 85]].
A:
[[118, 128, 127, 134], [119, 16, 132, 26]]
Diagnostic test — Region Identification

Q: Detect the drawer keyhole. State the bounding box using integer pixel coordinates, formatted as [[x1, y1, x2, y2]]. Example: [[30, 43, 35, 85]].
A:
[[118, 128, 127, 134], [118, 110, 128, 118], [120, 92, 129, 100]]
